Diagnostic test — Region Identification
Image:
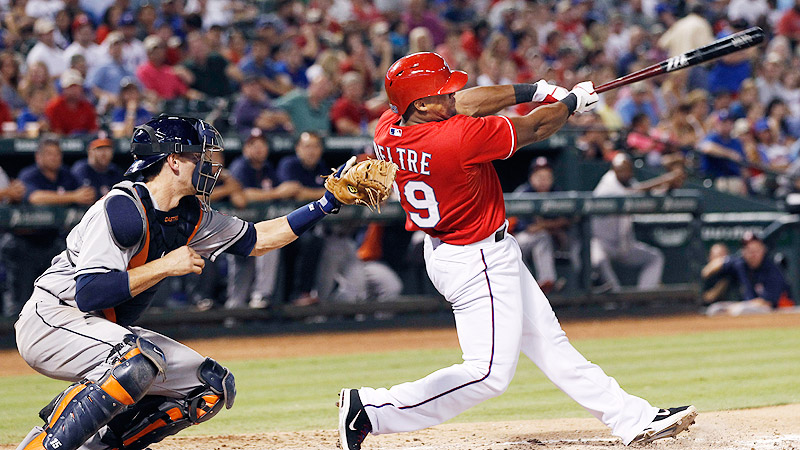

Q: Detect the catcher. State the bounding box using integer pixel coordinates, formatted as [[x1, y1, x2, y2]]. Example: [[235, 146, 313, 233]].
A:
[[14, 115, 396, 450]]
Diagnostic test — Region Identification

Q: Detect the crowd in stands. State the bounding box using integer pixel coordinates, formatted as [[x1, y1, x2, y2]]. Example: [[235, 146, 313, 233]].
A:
[[2, 0, 800, 317]]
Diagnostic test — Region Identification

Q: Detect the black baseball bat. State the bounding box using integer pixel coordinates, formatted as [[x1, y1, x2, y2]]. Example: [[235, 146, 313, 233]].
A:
[[596, 26, 765, 94]]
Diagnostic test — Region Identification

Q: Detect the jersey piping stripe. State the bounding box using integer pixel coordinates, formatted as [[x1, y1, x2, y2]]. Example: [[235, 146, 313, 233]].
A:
[[185, 205, 205, 244], [34, 302, 116, 349], [499, 115, 516, 160], [127, 196, 151, 270], [208, 220, 247, 261], [366, 249, 495, 411]]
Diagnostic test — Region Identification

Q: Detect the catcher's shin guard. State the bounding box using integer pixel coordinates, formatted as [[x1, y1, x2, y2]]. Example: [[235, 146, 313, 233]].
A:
[[103, 358, 235, 450], [22, 335, 165, 450]]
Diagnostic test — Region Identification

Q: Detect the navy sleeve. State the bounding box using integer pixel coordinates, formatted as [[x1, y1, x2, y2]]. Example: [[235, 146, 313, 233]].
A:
[[276, 157, 294, 183], [75, 271, 132, 312], [228, 157, 251, 187], [224, 221, 257, 256], [759, 262, 786, 307]]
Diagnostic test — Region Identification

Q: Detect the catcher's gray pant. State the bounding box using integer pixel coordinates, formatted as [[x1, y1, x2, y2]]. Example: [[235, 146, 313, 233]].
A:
[[590, 238, 664, 290], [15, 291, 210, 449], [357, 228, 658, 445], [225, 250, 279, 308]]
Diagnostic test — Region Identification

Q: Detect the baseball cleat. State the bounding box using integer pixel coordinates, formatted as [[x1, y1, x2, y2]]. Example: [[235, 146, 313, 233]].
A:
[[338, 389, 372, 450], [629, 405, 697, 445]]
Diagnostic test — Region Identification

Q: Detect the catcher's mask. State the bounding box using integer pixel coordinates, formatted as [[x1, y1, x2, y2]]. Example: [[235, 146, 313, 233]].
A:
[[125, 116, 223, 203], [385, 52, 468, 115]]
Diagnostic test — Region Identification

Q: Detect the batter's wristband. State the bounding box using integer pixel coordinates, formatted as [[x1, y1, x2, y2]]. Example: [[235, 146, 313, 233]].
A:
[[513, 83, 537, 104], [560, 93, 578, 115]]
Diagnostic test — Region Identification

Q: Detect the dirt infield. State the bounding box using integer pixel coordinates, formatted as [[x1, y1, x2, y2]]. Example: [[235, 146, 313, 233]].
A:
[[2, 312, 799, 450]]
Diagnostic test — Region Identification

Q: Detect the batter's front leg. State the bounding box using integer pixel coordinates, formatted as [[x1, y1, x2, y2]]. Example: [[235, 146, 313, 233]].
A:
[[516, 257, 657, 444]]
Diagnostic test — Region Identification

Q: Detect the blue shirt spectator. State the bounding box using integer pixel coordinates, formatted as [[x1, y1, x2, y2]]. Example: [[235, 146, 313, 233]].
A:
[[718, 235, 790, 308], [277, 155, 327, 188], [701, 133, 745, 177], [616, 85, 660, 127], [70, 137, 123, 198], [229, 154, 278, 190], [86, 32, 135, 96], [19, 159, 81, 203]]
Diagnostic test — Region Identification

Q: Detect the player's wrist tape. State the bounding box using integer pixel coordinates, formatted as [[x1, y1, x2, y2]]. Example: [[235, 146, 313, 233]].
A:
[[560, 93, 578, 115], [513, 83, 537, 104], [286, 195, 338, 236]]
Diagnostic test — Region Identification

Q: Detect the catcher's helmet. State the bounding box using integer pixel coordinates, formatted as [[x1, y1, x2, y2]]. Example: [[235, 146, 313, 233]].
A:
[[384, 52, 468, 115], [125, 116, 223, 201]]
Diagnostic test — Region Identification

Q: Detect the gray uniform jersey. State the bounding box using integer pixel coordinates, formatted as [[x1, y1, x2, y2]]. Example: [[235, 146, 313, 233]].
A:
[[33, 181, 250, 310]]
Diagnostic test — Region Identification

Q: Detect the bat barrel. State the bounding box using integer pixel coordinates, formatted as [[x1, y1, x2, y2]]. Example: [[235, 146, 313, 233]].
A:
[[595, 26, 764, 94]]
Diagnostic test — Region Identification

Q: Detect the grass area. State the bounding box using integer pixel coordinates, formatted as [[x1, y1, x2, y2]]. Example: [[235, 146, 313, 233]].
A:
[[2, 327, 799, 444]]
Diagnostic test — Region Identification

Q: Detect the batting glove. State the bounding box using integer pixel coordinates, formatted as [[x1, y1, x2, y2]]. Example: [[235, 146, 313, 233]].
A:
[[569, 81, 599, 114], [532, 79, 570, 103]]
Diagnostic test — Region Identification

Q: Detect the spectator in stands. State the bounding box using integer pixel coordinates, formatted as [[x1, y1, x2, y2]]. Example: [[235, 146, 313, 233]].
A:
[[0, 51, 26, 115], [233, 75, 294, 139], [64, 14, 105, 73], [116, 12, 147, 74], [755, 52, 786, 106], [729, 78, 759, 120], [277, 132, 330, 306], [16, 88, 50, 137], [626, 112, 671, 166], [182, 31, 236, 98], [657, 5, 714, 57], [702, 242, 734, 305], [44, 69, 98, 135], [26, 18, 67, 79], [616, 83, 660, 127], [404, 0, 446, 45], [1, 138, 94, 316], [70, 136, 123, 199], [511, 157, 580, 294], [234, 38, 293, 98], [576, 112, 617, 161], [274, 70, 334, 136], [19, 62, 57, 106], [87, 32, 134, 107], [226, 132, 299, 309], [698, 110, 748, 195], [703, 232, 793, 315], [330, 71, 384, 136], [109, 79, 152, 138], [776, 0, 800, 47], [591, 153, 682, 292], [136, 35, 198, 101]]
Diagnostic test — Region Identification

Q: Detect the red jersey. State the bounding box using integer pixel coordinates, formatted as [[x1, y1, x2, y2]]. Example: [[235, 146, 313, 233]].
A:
[[374, 109, 516, 245]]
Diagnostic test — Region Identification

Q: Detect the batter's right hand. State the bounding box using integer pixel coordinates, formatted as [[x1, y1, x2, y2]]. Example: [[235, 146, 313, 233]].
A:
[[164, 246, 205, 276], [569, 81, 599, 114]]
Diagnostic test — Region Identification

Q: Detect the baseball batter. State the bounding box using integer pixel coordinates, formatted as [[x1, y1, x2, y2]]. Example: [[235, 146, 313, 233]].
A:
[[13, 116, 376, 450], [338, 52, 697, 450]]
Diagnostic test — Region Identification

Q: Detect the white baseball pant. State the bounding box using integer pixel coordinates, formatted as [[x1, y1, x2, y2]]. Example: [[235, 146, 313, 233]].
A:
[[357, 223, 658, 444]]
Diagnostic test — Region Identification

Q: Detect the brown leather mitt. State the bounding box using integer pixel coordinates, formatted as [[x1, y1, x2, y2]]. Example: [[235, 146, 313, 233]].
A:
[[324, 159, 398, 211]]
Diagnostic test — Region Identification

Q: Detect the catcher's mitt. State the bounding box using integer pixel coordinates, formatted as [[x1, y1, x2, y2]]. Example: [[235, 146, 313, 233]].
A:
[[324, 159, 398, 211]]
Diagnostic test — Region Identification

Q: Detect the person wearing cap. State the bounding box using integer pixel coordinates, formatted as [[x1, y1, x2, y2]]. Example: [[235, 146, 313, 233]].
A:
[[591, 153, 683, 292], [116, 12, 147, 73], [225, 132, 301, 309], [233, 75, 294, 139], [87, 31, 136, 102], [64, 14, 105, 73], [26, 18, 67, 79], [71, 136, 124, 199], [136, 35, 198, 101], [109, 80, 152, 137], [615, 82, 659, 128], [44, 68, 98, 135], [702, 232, 793, 315], [233, 37, 293, 98], [511, 157, 580, 294], [698, 109, 748, 195]]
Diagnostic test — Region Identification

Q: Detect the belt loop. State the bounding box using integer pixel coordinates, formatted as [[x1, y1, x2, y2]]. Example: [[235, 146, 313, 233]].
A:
[[494, 226, 506, 242]]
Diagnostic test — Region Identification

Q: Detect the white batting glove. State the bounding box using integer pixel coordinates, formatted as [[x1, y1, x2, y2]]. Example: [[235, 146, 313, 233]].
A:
[[532, 79, 570, 103], [569, 81, 599, 114]]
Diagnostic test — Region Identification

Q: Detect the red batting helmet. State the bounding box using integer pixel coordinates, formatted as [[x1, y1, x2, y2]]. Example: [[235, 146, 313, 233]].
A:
[[385, 52, 468, 115]]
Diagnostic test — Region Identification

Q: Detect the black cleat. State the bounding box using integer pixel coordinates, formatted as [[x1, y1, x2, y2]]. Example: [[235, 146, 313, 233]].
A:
[[629, 405, 698, 445], [338, 389, 372, 450]]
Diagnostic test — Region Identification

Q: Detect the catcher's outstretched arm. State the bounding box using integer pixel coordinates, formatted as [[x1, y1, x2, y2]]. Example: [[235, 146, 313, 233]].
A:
[[250, 217, 299, 256]]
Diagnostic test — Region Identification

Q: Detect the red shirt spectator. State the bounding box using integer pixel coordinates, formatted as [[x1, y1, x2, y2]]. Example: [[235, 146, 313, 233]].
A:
[[777, 4, 800, 42], [136, 35, 188, 100], [330, 72, 383, 135], [0, 98, 12, 125], [45, 70, 98, 135]]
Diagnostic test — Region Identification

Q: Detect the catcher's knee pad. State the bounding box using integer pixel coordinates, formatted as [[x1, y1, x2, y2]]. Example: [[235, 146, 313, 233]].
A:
[[23, 335, 165, 450], [102, 359, 234, 450]]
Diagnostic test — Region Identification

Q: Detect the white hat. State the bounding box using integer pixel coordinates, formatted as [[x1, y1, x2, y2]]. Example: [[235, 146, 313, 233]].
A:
[[143, 35, 164, 52], [60, 69, 84, 88], [34, 18, 55, 35]]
